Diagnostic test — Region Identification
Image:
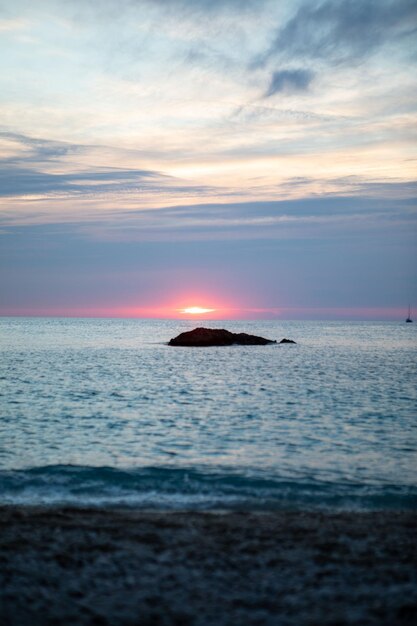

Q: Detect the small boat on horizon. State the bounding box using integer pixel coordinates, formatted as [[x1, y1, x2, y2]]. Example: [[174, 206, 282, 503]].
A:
[[406, 304, 413, 323]]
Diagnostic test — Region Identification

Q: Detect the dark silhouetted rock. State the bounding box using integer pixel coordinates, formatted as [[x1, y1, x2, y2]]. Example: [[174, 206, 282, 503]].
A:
[[169, 327, 277, 347], [279, 338, 296, 344]]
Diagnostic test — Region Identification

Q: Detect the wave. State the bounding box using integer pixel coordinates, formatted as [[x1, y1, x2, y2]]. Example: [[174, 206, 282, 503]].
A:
[[1, 465, 416, 511]]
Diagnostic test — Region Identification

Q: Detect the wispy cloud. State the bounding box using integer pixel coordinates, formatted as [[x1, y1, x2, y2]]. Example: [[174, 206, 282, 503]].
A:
[[0, 131, 82, 163], [258, 0, 417, 67], [264, 69, 315, 97], [0, 164, 166, 197], [5, 182, 412, 241], [0, 131, 219, 202]]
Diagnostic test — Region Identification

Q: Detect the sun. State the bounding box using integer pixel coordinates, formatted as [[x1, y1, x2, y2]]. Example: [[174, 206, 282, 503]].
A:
[[182, 307, 216, 315]]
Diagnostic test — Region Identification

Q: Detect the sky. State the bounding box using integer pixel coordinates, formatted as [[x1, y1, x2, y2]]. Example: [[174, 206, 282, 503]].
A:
[[0, 0, 416, 319]]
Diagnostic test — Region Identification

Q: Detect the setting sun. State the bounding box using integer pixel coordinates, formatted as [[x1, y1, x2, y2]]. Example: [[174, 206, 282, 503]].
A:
[[182, 307, 216, 315]]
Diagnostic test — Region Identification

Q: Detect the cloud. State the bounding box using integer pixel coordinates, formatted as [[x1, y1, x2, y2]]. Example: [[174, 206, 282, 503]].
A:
[[264, 68, 314, 97], [69, 183, 417, 242], [53, 0, 268, 32], [0, 131, 82, 163], [0, 165, 167, 197], [95, 0, 264, 15], [0, 131, 217, 199], [2, 183, 416, 268], [0, 161, 221, 201], [143, 0, 259, 11], [259, 0, 417, 66], [230, 102, 337, 127]]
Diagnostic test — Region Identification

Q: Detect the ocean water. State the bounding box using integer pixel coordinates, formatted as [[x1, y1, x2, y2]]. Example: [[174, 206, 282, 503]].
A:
[[0, 318, 416, 511]]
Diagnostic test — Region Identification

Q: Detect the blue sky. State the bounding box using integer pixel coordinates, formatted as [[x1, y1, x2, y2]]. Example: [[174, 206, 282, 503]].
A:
[[0, 0, 416, 318]]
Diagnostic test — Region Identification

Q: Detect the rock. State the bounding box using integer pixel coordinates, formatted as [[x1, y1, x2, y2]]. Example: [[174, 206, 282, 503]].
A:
[[168, 327, 277, 347], [279, 338, 296, 344]]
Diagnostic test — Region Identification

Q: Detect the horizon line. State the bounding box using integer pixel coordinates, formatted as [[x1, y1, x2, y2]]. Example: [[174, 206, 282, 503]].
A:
[[0, 308, 412, 323]]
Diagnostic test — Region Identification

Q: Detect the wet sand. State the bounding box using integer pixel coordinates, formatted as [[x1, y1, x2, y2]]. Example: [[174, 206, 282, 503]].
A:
[[1, 506, 416, 625]]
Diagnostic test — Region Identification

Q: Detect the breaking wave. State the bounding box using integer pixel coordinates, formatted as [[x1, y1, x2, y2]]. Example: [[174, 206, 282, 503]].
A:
[[1, 465, 415, 511]]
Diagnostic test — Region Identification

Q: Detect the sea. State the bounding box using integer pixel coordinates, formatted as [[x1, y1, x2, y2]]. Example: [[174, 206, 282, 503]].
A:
[[1, 318, 416, 511]]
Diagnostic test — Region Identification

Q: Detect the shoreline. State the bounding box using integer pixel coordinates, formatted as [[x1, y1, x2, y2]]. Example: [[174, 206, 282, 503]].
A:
[[1, 506, 416, 625]]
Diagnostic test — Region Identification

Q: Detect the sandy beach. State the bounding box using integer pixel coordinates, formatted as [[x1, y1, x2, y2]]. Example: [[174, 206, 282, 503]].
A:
[[1, 506, 416, 625]]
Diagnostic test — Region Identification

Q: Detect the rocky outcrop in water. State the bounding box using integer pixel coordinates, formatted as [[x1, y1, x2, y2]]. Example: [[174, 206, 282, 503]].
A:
[[169, 327, 277, 347], [279, 338, 296, 344]]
